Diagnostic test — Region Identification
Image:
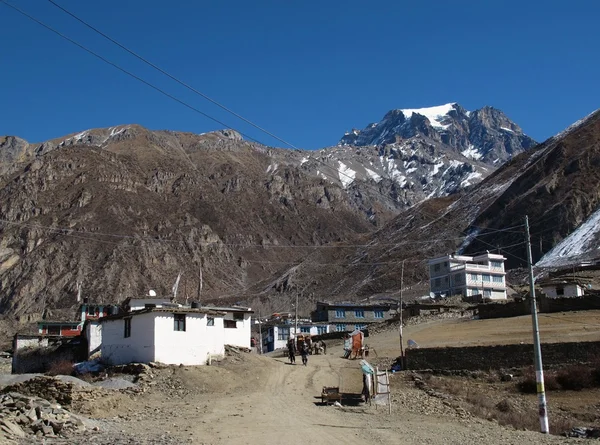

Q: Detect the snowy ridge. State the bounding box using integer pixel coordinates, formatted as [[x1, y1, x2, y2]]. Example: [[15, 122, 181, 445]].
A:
[[536, 206, 600, 268], [398, 103, 456, 129], [549, 108, 600, 143]]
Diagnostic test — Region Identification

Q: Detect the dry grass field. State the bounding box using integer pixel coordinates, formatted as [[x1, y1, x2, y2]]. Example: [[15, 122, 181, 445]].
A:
[[368, 310, 600, 358]]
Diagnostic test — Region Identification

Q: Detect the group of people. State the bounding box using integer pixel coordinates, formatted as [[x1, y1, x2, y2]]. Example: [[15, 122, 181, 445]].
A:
[[287, 337, 327, 365], [287, 337, 309, 365]]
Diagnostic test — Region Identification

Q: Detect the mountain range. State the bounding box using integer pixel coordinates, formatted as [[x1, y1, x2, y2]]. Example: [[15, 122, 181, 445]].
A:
[[1, 103, 599, 345]]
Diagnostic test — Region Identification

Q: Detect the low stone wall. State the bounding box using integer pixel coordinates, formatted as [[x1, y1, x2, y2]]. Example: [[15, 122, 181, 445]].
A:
[[477, 294, 600, 320], [12, 335, 86, 374], [405, 340, 600, 371]]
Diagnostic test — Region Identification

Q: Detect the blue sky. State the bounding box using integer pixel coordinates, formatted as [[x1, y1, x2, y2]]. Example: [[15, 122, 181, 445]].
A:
[[1, 1, 599, 149]]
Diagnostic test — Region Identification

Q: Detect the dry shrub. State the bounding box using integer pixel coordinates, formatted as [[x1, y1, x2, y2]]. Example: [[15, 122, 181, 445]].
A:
[[556, 365, 594, 390], [550, 417, 577, 435], [46, 359, 74, 376], [495, 398, 513, 413], [517, 368, 559, 393], [441, 379, 465, 396]]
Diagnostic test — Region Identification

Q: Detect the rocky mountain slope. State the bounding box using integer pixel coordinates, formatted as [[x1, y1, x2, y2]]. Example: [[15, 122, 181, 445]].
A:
[[341, 103, 536, 165], [0, 126, 381, 323], [245, 108, 600, 307], [0, 103, 538, 334]]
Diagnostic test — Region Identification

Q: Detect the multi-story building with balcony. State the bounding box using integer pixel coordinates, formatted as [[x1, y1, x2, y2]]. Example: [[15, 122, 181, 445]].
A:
[[428, 253, 507, 300]]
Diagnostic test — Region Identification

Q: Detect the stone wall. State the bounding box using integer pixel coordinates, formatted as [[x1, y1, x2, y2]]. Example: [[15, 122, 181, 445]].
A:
[[12, 335, 86, 374], [477, 294, 600, 320], [405, 340, 600, 371]]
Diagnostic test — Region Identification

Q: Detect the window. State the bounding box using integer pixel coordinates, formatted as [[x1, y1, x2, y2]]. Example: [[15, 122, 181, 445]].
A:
[[48, 325, 60, 336], [484, 289, 492, 297], [317, 326, 327, 335], [207, 317, 215, 326], [470, 273, 478, 281], [336, 324, 347, 332], [373, 311, 384, 319], [278, 327, 289, 340], [233, 312, 244, 320], [434, 278, 441, 287], [444, 262, 448, 267], [355, 310, 365, 318], [482, 274, 491, 282], [434, 263, 440, 272], [492, 275, 503, 283], [556, 287, 564, 296], [355, 324, 366, 331], [491, 261, 502, 268], [174, 314, 186, 331], [87, 306, 95, 316], [224, 320, 237, 329], [335, 309, 346, 318], [454, 274, 462, 284], [300, 327, 310, 333], [124, 318, 131, 338]]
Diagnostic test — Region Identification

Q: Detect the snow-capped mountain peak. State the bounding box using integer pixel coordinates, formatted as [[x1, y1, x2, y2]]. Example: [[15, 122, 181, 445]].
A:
[[340, 103, 536, 166], [397, 102, 457, 129]]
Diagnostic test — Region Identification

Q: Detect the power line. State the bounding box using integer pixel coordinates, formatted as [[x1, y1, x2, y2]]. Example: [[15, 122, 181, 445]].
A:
[[1, 0, 544, 283], [0, 0, 265, 151], [46, 0, 297, 150], [0, 218, 527, 250]]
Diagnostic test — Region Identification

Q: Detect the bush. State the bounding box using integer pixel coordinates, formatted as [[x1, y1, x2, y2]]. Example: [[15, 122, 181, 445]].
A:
[[517, 368, 559, 393], [46, 359, 74, 376], [556, 365, 594, 390]]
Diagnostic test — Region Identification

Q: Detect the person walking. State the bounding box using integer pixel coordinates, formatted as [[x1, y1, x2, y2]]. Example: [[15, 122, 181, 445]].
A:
[[287, 337, 296, 364], [299, 340, 309, 366]]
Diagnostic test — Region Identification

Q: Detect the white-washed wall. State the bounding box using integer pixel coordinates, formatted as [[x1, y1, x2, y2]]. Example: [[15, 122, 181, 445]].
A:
[[153, 313, 216, 366], [542, 284, 584, 298], [101, 313, 155, 365], [85, 322, 102, 358], [207, 316, 225, 358], [222, 312, 251, 348]]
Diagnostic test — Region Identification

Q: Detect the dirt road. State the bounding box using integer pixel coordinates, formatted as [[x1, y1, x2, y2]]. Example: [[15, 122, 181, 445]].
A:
[[87, 351, 583, 445]]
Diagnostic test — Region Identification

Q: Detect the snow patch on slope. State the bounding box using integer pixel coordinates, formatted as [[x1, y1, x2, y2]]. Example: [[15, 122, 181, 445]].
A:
[[400, 103, 456, 129], [536, 207, 600, 268], [461, 144, 482, 160], [338, 162, 356, 188]]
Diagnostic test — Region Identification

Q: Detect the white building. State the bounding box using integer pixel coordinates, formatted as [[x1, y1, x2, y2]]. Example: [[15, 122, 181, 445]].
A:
[[262, 322, 330, 353], [428, 253, 507, 300], [100, 308, 227, 366], [202, 306, 253, 349], [84, 320, 102, 359], [540, 280, 587, 298]]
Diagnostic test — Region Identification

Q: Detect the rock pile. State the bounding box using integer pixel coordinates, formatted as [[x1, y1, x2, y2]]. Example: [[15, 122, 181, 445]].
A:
[[0, 391, 89, 441], [2, 376, 75, 406]]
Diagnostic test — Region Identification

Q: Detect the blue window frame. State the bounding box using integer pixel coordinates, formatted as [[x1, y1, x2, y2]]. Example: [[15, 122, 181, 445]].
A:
[[354, 310, 365, 318], [355, 324, 366, 331], [336, 324, 346, 332], [317, 326, 327, 335], [492, 275, 503, 283], [278, 327, 289, 340], [335, 309, 346, 318], [300, 326, 310, 333], [373, 311, 384, 319]]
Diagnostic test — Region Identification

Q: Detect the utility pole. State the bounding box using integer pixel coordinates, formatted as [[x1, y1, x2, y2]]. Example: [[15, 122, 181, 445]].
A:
[[258, 312, 263, 355], [294, 293, 299, 338], [525, 215, 549, 434], [399, 259, 405, 368]]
